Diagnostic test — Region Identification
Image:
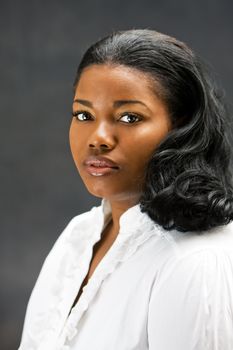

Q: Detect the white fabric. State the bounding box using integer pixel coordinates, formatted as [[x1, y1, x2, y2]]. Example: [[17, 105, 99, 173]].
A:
[[19, 198, 233, 350]]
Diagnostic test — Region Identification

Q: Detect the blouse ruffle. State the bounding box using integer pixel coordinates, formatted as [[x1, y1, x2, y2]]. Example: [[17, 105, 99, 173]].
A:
[[21, 198, 164, 350], [57, 200, 163, 349]]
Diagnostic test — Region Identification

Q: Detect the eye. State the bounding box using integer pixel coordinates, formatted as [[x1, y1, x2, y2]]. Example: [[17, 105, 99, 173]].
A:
[[119, 113, 141, 124], [72, 111, 92, 121]]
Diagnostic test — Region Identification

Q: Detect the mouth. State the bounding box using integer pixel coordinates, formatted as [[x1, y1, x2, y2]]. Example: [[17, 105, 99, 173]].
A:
[[83, 156, 120, 177], [84, 165, 119, 176]]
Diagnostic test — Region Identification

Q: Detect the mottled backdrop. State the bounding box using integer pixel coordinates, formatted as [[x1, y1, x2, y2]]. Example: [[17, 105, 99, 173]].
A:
[[1, 0, 233, 349]]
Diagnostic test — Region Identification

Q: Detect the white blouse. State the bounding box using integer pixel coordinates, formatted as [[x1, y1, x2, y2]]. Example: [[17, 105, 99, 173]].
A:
[[19, 198, 233, 350]]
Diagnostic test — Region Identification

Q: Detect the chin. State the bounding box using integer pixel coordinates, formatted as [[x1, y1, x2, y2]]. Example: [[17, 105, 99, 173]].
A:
[[86, 187, 116, 200], [85, 185, 140, 204]]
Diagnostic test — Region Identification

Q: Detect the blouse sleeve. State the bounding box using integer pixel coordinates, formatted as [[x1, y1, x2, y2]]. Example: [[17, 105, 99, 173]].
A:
[[147, 248, 233, 350], [19, 216, 77, 348]]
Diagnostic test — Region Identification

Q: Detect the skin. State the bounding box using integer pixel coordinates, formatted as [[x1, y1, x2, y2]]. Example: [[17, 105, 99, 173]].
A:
[[70, 64, 172, 238]]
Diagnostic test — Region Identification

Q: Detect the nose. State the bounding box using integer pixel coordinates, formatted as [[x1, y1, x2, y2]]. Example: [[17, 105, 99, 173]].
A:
[[88, 122, 117, 151]]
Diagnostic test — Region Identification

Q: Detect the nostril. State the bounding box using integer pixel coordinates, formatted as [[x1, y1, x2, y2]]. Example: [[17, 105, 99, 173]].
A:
[[89, 143, 109, 149]]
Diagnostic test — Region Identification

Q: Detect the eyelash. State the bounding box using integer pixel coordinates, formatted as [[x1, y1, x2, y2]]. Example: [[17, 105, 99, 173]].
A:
[[71, 111, 143, 124]]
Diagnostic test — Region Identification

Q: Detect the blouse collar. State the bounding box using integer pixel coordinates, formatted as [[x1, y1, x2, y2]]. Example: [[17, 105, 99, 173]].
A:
[[99, 197, 157, 236]]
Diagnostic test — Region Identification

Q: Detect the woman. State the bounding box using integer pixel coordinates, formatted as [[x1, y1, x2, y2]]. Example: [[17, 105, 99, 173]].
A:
[[19, 29, 233, 349]]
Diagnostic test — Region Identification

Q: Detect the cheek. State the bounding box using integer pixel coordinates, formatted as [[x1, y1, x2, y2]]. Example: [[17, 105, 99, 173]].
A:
[[69, 122, 82, 163], [69, 121, 82, 147], [126, 124, 170, 166], [69, 120, 75, 145], [139, 121, 171, 142]]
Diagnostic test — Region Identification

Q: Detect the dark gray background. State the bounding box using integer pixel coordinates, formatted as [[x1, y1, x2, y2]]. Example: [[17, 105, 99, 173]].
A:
[[1, 0, 233, 349]]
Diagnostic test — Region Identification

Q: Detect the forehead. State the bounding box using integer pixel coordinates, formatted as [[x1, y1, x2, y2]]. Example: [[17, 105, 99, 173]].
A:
[[75, 64, 160, 101]]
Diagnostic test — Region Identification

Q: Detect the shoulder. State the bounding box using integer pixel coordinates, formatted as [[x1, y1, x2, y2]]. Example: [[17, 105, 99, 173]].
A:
[[44, 204, 100, 262], [148, 220, 233, 319], [147, 220, 233, 277], [19, 204, 100, 347], [36, 204, 101, 282], [27, 204, 100, 297], [159, 219, 233, 257], [147, 223, 233, 349]]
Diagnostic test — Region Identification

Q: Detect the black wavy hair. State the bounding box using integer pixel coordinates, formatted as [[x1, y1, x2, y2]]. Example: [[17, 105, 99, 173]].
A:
[[73, 29, 233, 233]]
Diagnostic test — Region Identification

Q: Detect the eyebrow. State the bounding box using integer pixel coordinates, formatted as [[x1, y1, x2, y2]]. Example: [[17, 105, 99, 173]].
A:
[[73, 98, 150, 110]]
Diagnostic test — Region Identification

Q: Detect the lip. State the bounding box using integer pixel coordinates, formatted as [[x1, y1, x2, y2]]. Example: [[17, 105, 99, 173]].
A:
[[83, 155, 120, 177], [83, 155, 120, 168]]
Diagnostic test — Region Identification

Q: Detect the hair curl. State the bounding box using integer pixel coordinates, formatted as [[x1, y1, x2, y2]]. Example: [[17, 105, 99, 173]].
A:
[[74, 29, 233, 233]]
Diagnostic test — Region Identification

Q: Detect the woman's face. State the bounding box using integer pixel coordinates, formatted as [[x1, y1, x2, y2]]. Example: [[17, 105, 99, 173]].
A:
[[70, 64, 172, 203]]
